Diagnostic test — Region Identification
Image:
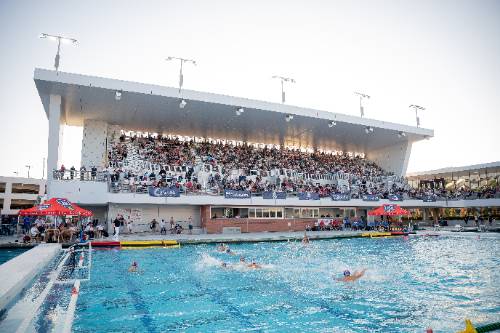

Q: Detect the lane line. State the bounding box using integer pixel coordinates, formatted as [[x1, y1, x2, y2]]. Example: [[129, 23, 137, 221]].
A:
[[61, 280, 80, 333]]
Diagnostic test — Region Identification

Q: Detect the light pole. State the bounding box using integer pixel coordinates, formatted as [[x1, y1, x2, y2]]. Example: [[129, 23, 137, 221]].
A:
[[42, 157, 46, 179], [25, 165, 31, 178], [39, 33, 78, 72], [272, 76, 295, 104], [354, 92, 370, 118], [13, 171, 19, 177], [409, 104, 425, 127], [166, 56, 197, 93]]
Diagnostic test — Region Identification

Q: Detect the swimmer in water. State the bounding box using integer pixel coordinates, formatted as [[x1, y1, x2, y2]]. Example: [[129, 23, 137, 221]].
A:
[[226, 248, 236, 255], [221, 262, 231, 269], [247, 261, 261, 269], [239, 256, 246, 263], [302, 231, 310, 244], [216, 243, 226, 252], [128, 261, 138, 273], [337, 269, 366, 282]]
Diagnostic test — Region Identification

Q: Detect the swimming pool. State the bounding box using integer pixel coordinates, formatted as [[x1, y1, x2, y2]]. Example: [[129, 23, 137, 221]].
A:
[[0, 248, 29, 265], [55, 234, 499, 333]]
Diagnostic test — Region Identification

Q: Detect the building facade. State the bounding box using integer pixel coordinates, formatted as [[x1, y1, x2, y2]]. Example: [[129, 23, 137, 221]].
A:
[[0, 176, 46, 216]]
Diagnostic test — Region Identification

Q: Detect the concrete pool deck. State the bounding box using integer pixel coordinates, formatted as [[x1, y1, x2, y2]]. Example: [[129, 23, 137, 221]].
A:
[[0, 244, 61, 314], [0, 226, 498, 248]]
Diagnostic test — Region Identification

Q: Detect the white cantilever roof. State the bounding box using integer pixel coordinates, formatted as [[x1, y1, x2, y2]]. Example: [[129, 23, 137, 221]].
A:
[[34, 68, 433, 153]]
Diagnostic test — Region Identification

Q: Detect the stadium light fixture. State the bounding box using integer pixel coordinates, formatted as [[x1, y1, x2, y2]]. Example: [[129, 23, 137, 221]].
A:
[[409, 104, 425, 127], [39, 33, 78, 72], [365, 126, 373, 134], [179, 99, 187, 109], [115, 91, 122, 101], [236, 107, 244, 116], [285, 114, 294, 122], [397, 131, 406, 138], [354, 92, 370, 118], [328, 120, 336, 128], [25, 165, 31, 178], [272, 76, 295, 104], [166, 56, 197, 93]]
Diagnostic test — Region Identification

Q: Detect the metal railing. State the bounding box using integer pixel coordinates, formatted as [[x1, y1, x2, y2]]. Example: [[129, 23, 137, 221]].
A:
[[52, 170, 108, 182]]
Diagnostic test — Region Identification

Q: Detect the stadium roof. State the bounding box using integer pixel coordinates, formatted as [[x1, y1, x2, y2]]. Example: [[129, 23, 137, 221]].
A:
[[407, 161, 500, 178], [34, 68, 433, 153]]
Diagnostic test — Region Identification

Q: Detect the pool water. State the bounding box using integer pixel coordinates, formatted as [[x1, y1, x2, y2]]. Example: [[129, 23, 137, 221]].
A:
[[72, 235, 499, 333], [0, 248, 29, 265]]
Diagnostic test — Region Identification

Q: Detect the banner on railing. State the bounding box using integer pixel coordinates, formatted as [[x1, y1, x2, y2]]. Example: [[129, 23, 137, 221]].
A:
[[388, 194, 403, 201], [148, 186, 180, 197], [422, 195, 436, 202], [362, 194, 380, 202], [224, 189, 251, 199], [331, 193, 351, 201], [298, 192, 320, 200], [262, 191, 287, 199]]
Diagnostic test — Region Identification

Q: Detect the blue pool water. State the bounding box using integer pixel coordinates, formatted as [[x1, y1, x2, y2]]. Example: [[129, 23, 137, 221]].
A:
[[0, 248, 28, 265], [72, 235, 499, 332]]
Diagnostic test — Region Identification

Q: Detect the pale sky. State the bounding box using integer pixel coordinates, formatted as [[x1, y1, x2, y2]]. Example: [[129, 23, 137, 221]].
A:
[[1, 0, 499, 179]]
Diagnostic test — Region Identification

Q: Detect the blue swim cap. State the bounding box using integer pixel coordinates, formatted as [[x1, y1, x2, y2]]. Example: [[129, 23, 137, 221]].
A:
[[343, 270, 351, 276]]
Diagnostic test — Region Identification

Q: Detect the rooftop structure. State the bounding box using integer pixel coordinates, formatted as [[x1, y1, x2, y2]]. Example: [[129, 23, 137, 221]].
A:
[[34, 68, 433, 179]]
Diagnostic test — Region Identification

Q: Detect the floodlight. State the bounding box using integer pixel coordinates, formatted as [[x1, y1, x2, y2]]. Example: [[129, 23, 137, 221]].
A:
[[285, 114, 294, 122], [328, 121, 336, 128], [365, 126, 373, 134], [39, 33, 78, 71], [115, 91, 122, 101], [272, 76, 296, 103], [166, 56, 197, 93], [179, 99, 187, 109], [354, 92, 370, 118], [236, 107, 244, 116]]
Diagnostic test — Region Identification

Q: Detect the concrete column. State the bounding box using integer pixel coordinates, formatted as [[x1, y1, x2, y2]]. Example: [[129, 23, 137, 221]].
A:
[[47, 94, 63, 196], [2, 182, 12, 213], [366, 140, 413, 177], [81, 120, 108, 169]]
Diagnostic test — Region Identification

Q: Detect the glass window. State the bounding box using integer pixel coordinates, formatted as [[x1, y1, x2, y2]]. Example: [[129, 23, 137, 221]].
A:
[[263, 209, 270, 218], [276, 209, 283, 218], [0, 182, 5, 193], [256, 208, 262, 218], [248, 208, 255, 218], [211, 207, 224, 219]]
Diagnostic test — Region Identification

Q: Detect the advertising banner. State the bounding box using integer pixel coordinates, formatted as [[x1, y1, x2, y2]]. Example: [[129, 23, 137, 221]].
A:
[[224, 189, 251, 199], [148, 186, 180, 197]]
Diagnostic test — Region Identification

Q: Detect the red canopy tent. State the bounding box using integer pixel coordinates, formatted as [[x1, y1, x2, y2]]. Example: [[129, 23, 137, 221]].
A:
[[19, 198, 92, 217], [367, 204, 410, 216]]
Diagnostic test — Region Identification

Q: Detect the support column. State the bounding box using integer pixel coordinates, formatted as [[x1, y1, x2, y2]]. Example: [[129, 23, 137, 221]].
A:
[[2, 182, 12, 213], [47, 94, 63, 196]]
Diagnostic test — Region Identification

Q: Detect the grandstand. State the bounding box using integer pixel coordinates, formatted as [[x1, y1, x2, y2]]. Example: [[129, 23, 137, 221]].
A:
[[34, 68, 499, 233]]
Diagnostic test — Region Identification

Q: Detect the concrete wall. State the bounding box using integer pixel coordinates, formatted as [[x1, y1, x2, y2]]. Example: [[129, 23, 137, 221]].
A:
[[107, 203, 200, 233], [366, 140, 412, 176], [81, 120, 108, 169]]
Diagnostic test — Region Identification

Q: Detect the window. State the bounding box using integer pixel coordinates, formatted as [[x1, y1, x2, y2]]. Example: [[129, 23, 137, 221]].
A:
[[10, 199, 36, 210], [0, 182, 5, 193], [247, 207, 284, 219], [301, 208, 319, 218], [11, 183, 39, 194]]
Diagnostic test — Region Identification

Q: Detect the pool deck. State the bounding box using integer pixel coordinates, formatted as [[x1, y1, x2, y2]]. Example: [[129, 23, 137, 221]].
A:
[[0, 244, 61, 315], [0, 226, 498, 248], [112, 230, 366, 244]]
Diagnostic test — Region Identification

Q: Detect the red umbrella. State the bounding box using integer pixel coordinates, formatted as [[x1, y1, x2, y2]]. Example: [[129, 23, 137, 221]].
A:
[[368, 204, 410, 216], [19, 198, 92, 217]]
